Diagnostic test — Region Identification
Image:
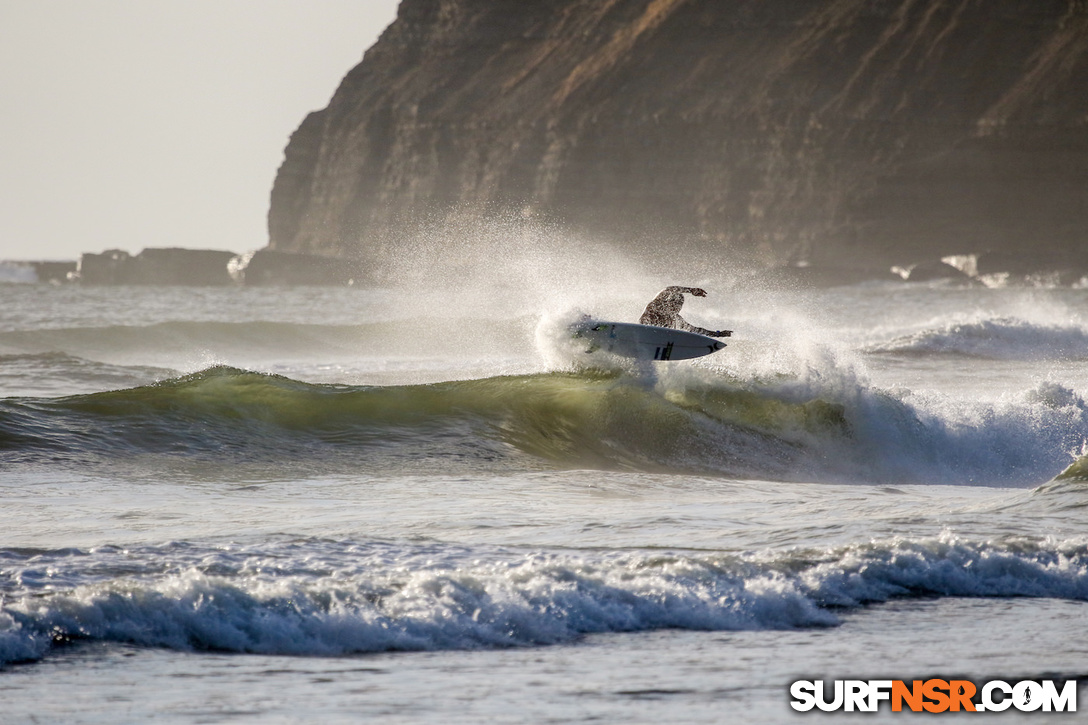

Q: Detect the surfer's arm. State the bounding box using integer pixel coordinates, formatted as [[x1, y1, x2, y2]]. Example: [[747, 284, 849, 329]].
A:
[[664, 286, 707, 297], [675, 316, 731, 337]]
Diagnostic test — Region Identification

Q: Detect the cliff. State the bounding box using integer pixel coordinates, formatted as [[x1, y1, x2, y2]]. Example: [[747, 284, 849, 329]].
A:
[[268, 0, 1088, 276]]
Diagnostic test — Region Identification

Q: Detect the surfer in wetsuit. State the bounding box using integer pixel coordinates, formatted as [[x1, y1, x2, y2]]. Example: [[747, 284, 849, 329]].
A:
[[640, 286, 732, 338]]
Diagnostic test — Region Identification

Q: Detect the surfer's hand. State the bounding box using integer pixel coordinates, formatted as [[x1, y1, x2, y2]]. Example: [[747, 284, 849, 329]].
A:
[[716, 330, 732, 337], [690, 288, 707, 297]]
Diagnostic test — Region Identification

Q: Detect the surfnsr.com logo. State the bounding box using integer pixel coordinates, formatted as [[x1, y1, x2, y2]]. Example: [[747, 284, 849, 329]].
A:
[[790, 679, 1077, 713]]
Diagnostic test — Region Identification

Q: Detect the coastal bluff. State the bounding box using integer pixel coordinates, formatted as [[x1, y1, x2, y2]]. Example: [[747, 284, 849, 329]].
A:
[[267, 0, 1088, 280]]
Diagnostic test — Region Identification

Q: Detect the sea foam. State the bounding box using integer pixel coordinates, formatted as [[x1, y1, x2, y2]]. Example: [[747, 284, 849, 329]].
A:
[[3, 534, 1087, 667]]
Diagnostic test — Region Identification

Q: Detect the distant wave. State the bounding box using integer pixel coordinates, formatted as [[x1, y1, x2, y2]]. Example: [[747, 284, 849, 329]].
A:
[[2, 365, 1086, 486], [0, 318, 531, 363], [0, 352, 174, 397], [0, 321, 369, 359], [866, 317, 1088, 360], [3, 532, 1087, 666]]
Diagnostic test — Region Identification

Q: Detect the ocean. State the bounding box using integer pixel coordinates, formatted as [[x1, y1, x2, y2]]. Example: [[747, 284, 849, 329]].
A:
[[3, 265, 1088, 723]]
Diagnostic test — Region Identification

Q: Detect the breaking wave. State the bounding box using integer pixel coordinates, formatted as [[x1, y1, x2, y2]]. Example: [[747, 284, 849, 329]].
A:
[[866, 316, 1088, 360], [3, 533, 1087, 667], [2, 365, 1086, 485]]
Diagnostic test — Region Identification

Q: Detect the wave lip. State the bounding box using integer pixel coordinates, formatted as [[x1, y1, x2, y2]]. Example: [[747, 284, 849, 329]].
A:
[[866, 316, 1088, 360], [3, 534, 1087, 666]]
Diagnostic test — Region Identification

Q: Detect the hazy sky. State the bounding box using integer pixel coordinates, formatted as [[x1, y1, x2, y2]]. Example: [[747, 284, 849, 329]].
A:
[[1, 0, 399, 261]]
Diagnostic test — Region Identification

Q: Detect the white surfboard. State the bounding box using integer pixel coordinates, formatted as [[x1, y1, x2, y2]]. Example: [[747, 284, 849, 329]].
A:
[[572, 320, 726, 361]]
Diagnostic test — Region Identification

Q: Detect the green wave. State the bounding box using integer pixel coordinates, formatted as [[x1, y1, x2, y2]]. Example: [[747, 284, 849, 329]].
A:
[[1054, 455, 1088, 482], [8, 365, 1080, 485], [0, 366, 850, 477]]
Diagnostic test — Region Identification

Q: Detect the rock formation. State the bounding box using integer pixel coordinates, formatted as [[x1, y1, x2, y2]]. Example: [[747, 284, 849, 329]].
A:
[[58, 247, 358, 286], [268, 0, 1088, 278], [74, 248, 236, 285], [227, 249, 361, 286]]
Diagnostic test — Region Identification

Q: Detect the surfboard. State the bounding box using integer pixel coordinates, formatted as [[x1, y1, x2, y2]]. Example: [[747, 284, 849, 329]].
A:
[[571, 320, 726, 361]]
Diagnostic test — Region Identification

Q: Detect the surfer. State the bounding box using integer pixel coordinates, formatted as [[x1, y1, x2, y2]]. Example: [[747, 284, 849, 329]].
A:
[[640, 286, 732, 338]]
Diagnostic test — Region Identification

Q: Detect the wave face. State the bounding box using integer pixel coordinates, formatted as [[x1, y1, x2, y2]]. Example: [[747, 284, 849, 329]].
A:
[[3, 532, 1087, 666], [2, 365, 1086, 485], [866, 317, 1088, 360]]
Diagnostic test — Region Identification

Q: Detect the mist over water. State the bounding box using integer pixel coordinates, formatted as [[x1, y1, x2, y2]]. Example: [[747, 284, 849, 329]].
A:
[[4, 220, 1088, 488], [4, 221, 1088, 721]]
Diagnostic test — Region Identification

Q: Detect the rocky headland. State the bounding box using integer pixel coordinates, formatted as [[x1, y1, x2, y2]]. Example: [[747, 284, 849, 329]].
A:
[[266, 0, 1088, 283], [61, 248, 360, 286]]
